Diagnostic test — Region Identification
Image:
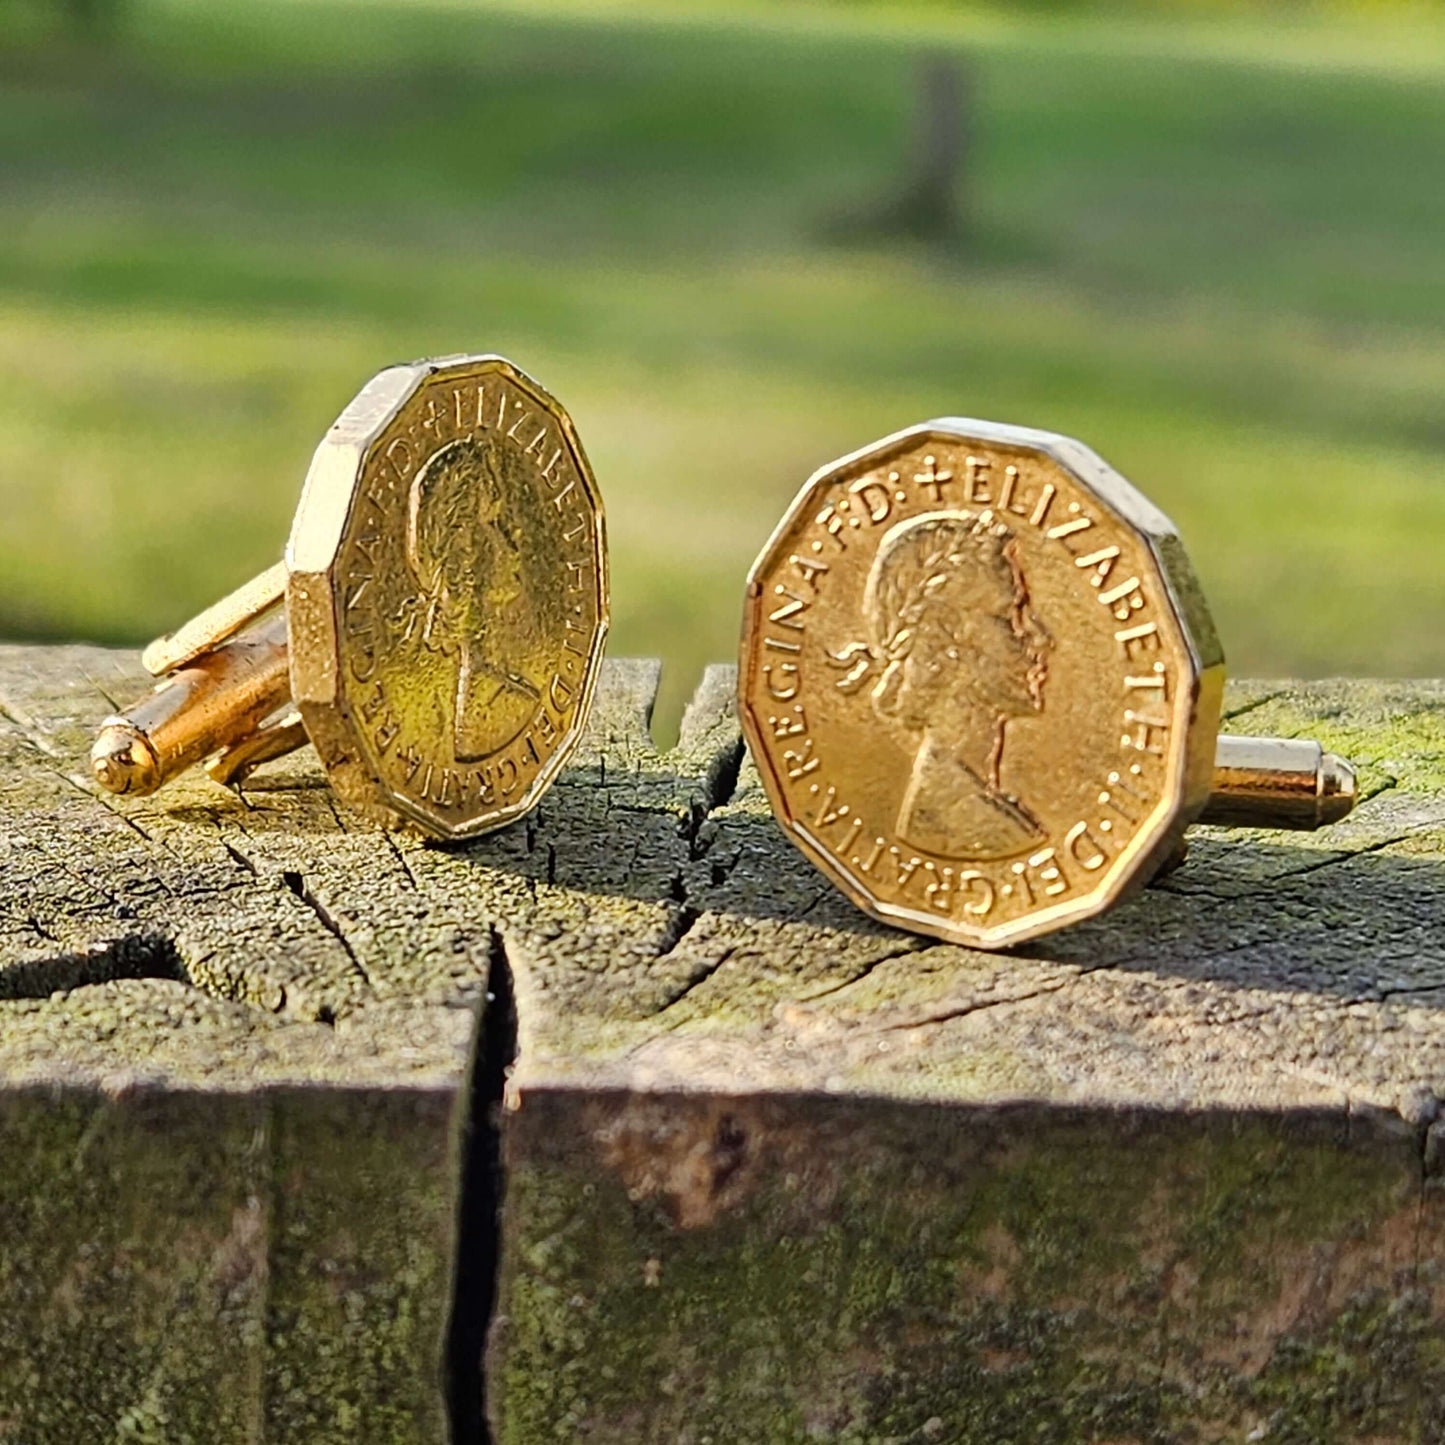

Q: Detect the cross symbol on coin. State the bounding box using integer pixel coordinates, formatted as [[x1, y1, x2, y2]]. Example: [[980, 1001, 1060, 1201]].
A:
[[914, 454, 953, 503]]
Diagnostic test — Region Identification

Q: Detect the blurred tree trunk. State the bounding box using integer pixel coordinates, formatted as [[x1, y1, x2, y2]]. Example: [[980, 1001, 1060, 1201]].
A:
[[891, 54, 967, 240]]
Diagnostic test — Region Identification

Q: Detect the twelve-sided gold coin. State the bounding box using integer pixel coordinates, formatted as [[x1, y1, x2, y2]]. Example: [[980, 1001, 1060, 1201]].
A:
[[289, 355, 608, 838], [740, 419, 1223, 949]]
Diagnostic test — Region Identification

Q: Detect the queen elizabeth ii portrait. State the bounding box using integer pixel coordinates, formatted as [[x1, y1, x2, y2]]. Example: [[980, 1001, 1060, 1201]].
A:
[[858, 509, 1053, 860], [400, 434, 542, 762]]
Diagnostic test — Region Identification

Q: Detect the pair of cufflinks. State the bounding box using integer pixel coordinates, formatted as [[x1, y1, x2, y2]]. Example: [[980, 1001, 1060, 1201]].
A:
[[91, 355, 1354, 949]]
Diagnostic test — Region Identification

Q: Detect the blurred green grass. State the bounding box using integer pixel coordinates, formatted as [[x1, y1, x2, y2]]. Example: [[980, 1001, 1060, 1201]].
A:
[[2, 0, 1443, 733]]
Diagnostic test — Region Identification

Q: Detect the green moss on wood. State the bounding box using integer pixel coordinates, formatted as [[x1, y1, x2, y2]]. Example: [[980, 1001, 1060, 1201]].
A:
[[261, 1088, 459, 1444], [1226, 681, 1445, 800], [0, 1089, 268, 1444], [0, 1083, 461, 1445], [493, 1095, 1438, 1445]]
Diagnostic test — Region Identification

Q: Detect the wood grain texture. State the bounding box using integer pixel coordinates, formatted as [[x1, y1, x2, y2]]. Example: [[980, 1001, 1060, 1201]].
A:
[[1, 647, 1443, 1443]]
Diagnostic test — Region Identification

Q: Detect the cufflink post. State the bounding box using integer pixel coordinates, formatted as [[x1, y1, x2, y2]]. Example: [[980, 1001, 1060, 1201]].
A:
[[1203, 735, 1356, 831]]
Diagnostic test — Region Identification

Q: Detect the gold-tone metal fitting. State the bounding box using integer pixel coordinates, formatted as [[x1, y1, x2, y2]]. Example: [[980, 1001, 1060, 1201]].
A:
[[92, 354, 609, 840], [738, 417, 1357, 949]]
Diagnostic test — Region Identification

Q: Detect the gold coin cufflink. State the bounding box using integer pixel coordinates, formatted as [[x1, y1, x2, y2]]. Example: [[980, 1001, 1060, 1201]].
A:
[[740, 419, 1355, 949], [92, 355, 608, 840]]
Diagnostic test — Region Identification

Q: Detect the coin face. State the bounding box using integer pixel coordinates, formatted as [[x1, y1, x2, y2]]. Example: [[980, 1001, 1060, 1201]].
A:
[[287, 356, 607, 839], [740, 420, 1223, 948]]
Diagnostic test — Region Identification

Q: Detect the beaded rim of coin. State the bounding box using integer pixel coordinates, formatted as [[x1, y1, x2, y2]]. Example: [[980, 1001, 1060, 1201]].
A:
[[739, 418, 1225, 950], [287, 355, 609, 839]]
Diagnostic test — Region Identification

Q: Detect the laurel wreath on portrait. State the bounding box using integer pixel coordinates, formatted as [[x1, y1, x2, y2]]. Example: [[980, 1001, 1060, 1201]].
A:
[[828, 512, 1006, 693]]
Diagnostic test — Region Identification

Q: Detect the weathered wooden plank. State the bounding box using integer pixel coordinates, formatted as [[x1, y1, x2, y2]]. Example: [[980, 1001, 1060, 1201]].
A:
[[484, 674, 1445, 1443], [1, 647, 1443, 1442], [0, 645, 477, 1443]]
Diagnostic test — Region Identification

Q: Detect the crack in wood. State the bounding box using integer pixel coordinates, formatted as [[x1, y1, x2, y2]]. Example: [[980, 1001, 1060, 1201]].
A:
[[0, 695, 62, 758], [384, 831, 423, 892], [1220, 688, 1290, 724], [280, 870, 373, 991], [876, 974, 1077, 1032], [222, 839, 259, 877], [78, 666, 122, 715], [448, 926, 518, 1445], [654, 903, 702, 960], [705, 736, 746, 813], [798, 943, 929, 1003], [651, 946, 739, 1022], [1268, 829, 1425, 883], [25, 916, 57, 945]]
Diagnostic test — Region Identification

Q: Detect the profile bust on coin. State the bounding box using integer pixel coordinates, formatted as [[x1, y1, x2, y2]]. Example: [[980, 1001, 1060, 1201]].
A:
[[400, 432, 545, 762], [858, 509, 1053, 860]]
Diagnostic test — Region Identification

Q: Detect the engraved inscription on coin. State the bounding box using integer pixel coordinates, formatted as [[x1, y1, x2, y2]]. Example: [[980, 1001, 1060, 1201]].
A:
[[290, 356, 607, 839], [741, 421, 1222, 949]]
